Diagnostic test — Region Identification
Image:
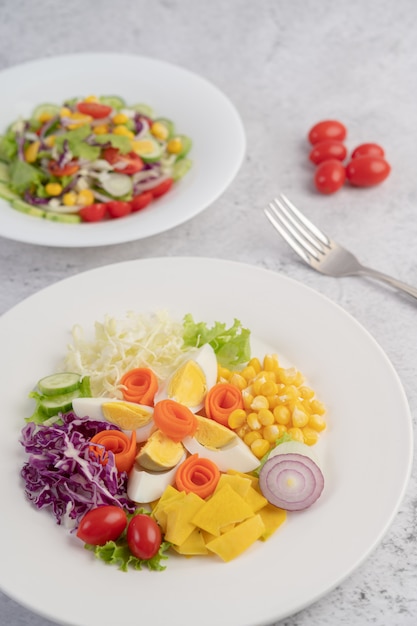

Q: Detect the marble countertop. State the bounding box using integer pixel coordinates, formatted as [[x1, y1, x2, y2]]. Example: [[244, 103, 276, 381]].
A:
[[1, 1, 416, 624]]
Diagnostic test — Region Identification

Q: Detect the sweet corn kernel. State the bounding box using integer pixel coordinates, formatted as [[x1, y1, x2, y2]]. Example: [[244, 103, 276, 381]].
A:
[[76, 189, 95, 206], [236, 424, 250, 439], [262, 424, 280, 443], [62, 191, 77, 206], [273, 405, 291, 425], [287, 427, 304, 443], [45, 182, 62, 196], [266, 394, 279, 409], [228, 409, 247, 430], [67, 112, 93, 129], [258, 408, 274, 426], [251, 395, 269, 411], [113, 125, 135, 138], [229, 373, 247, 391], [151, 121, 169, 140], [263, 354, 279, 372], [252, 379, 264, 395], [44, 135, 55, 147], [276, 424, 288, 437], [217, 366, 231, 381], [24, 141, 40, 163], [60, 107, 72, 117], [248, 357, 262, 374], [242, 392, 254, 410], [260, 380, 278, 396], [308, 413, 327, 432], [38, 112, 54, 123], [243, 431, 262, 446], [278, 367, 300, 385], [299, 386, 315, 400], [84, 95, 99, 102], [167, 137, 183, 154], [302, 427, 319, 446], [309, 399, 326, 415], [112, 113, 129, 124], [250, 438, 270, 459], [292, 405, 309, 428], [240, 365, 257, 382], [247, 412, 262, 430], [93, 124, 109, 135]]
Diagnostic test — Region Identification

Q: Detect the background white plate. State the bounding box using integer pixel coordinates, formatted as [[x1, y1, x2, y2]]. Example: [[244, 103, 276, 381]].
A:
[[0, 257, 412, 626], [0, 54, 245, 247]]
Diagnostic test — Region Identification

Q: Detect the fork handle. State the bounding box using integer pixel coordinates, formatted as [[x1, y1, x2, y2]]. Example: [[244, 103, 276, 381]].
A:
[[359, 266, 417, 300]]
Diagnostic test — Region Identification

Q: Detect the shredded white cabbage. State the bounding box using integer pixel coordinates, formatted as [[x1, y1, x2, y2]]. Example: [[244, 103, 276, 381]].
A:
[[63, 310, 191, 398]]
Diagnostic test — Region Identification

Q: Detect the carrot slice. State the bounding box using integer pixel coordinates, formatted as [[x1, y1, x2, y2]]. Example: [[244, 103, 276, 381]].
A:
[[119, 368, 158, 406], [175, 454, 220, 499], [89, 429, 137, 473], [204, 383, 244, 426], [153, 399, 197, 443]]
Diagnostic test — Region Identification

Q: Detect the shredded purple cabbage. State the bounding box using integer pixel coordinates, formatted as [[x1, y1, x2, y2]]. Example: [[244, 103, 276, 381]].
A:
[[20, 412, 135, 528]]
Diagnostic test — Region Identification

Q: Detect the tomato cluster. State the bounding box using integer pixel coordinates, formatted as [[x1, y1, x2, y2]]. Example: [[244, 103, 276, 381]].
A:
[[77, 505, 162, 560], [307, 120, 391, 195], [79, 178, 173, 222]]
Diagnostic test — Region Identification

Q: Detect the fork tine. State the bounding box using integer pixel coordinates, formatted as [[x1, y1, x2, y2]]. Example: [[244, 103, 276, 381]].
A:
[[264, 206, 315, 264], [279, 194, 330, 246], [266, 201, 323, 261]]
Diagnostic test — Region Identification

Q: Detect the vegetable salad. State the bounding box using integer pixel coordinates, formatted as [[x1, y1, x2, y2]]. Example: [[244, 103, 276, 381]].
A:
[[0, 96, 192, 223], [20, 311, 327, 571]]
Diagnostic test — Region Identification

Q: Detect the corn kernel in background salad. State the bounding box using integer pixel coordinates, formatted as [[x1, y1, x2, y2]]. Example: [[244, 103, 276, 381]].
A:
[[112, 112, 129, 125], [131, 139, 155, 155], [167, 137, 183, 154], [67, 112, 93, 129], [24, 141, 40, 163], [113, 125, 134, 138], [63, 191, 77, 206], [38, 111, 54, 123], [45, 182, 62, 196], [44, 135, 55, 147], [76, 189, 95, 206], [93, 124, 109, 135], [151, 121, 169, 140], [84, 95, 99, 102], [60, 107, 72, 117]]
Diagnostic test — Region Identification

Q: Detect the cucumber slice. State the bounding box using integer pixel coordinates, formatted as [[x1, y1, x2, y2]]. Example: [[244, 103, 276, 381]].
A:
[[99, 95, 126, 110], [130, 103, 155, 118], [38, 372, 82, 396], [39, 390, 81, 417], [132, 137, 164, 162], [12, 199, 46, 218], [0, 182, 19, 201], [32, 103, 60, 120], [0, 162, 10, 183], [100, 173, 133, 197], [172, 158, 192, 181], [45, 212, 82, 223]]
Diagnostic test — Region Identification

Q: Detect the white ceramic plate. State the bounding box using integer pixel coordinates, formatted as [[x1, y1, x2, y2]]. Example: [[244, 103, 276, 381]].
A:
[[0, 258, 412, 626], [0, 54, 245, 247]]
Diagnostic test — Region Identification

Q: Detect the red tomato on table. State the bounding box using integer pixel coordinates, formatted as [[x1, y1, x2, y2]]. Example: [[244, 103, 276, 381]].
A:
[[346, 156, 391, 187], [308, 120, 347, 145], [309, 140, 347, 165], [314, 159, 346, 194], [351, 143, 385, 159]]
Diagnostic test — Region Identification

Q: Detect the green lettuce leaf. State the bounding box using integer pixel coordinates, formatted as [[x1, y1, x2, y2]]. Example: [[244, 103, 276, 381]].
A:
[[54, 125, 100, 161], [93, 133, 132, 153], [9, 159, 44, 193], [0, 132, 18, 163], [182, 315, 251, 368]]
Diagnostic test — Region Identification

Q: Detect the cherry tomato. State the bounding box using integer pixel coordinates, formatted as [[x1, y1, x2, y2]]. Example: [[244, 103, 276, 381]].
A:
[[127, 514, 162, 560], [76, 506, 127, 545], [314, 159, 346, 194], [130, 191, 153, 212], [48, 160, 80, 177], [309, 140, 347, 165], [107, 201, 132, 218], [79, 203, 107, 222], [308, 120, 347, 145], [76, 101, 112, 119], [103, 147, 144, 175], [150, 178, 174, 198], [346, 156, 391, 187], [351, 143, 385, 159]]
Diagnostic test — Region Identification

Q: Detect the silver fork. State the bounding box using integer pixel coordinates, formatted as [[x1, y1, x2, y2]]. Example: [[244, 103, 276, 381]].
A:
[[264, 194, 417, 300]]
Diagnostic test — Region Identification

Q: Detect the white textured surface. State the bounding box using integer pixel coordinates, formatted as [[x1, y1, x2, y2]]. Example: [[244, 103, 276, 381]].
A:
[[0, 1, 416, 625]]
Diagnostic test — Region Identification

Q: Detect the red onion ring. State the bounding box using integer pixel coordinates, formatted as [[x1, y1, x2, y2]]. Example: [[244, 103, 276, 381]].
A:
[[259, 446, 324, 511]]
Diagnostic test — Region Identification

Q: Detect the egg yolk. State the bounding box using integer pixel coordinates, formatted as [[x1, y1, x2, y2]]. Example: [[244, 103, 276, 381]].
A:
[[168, 360, 207, 408]]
